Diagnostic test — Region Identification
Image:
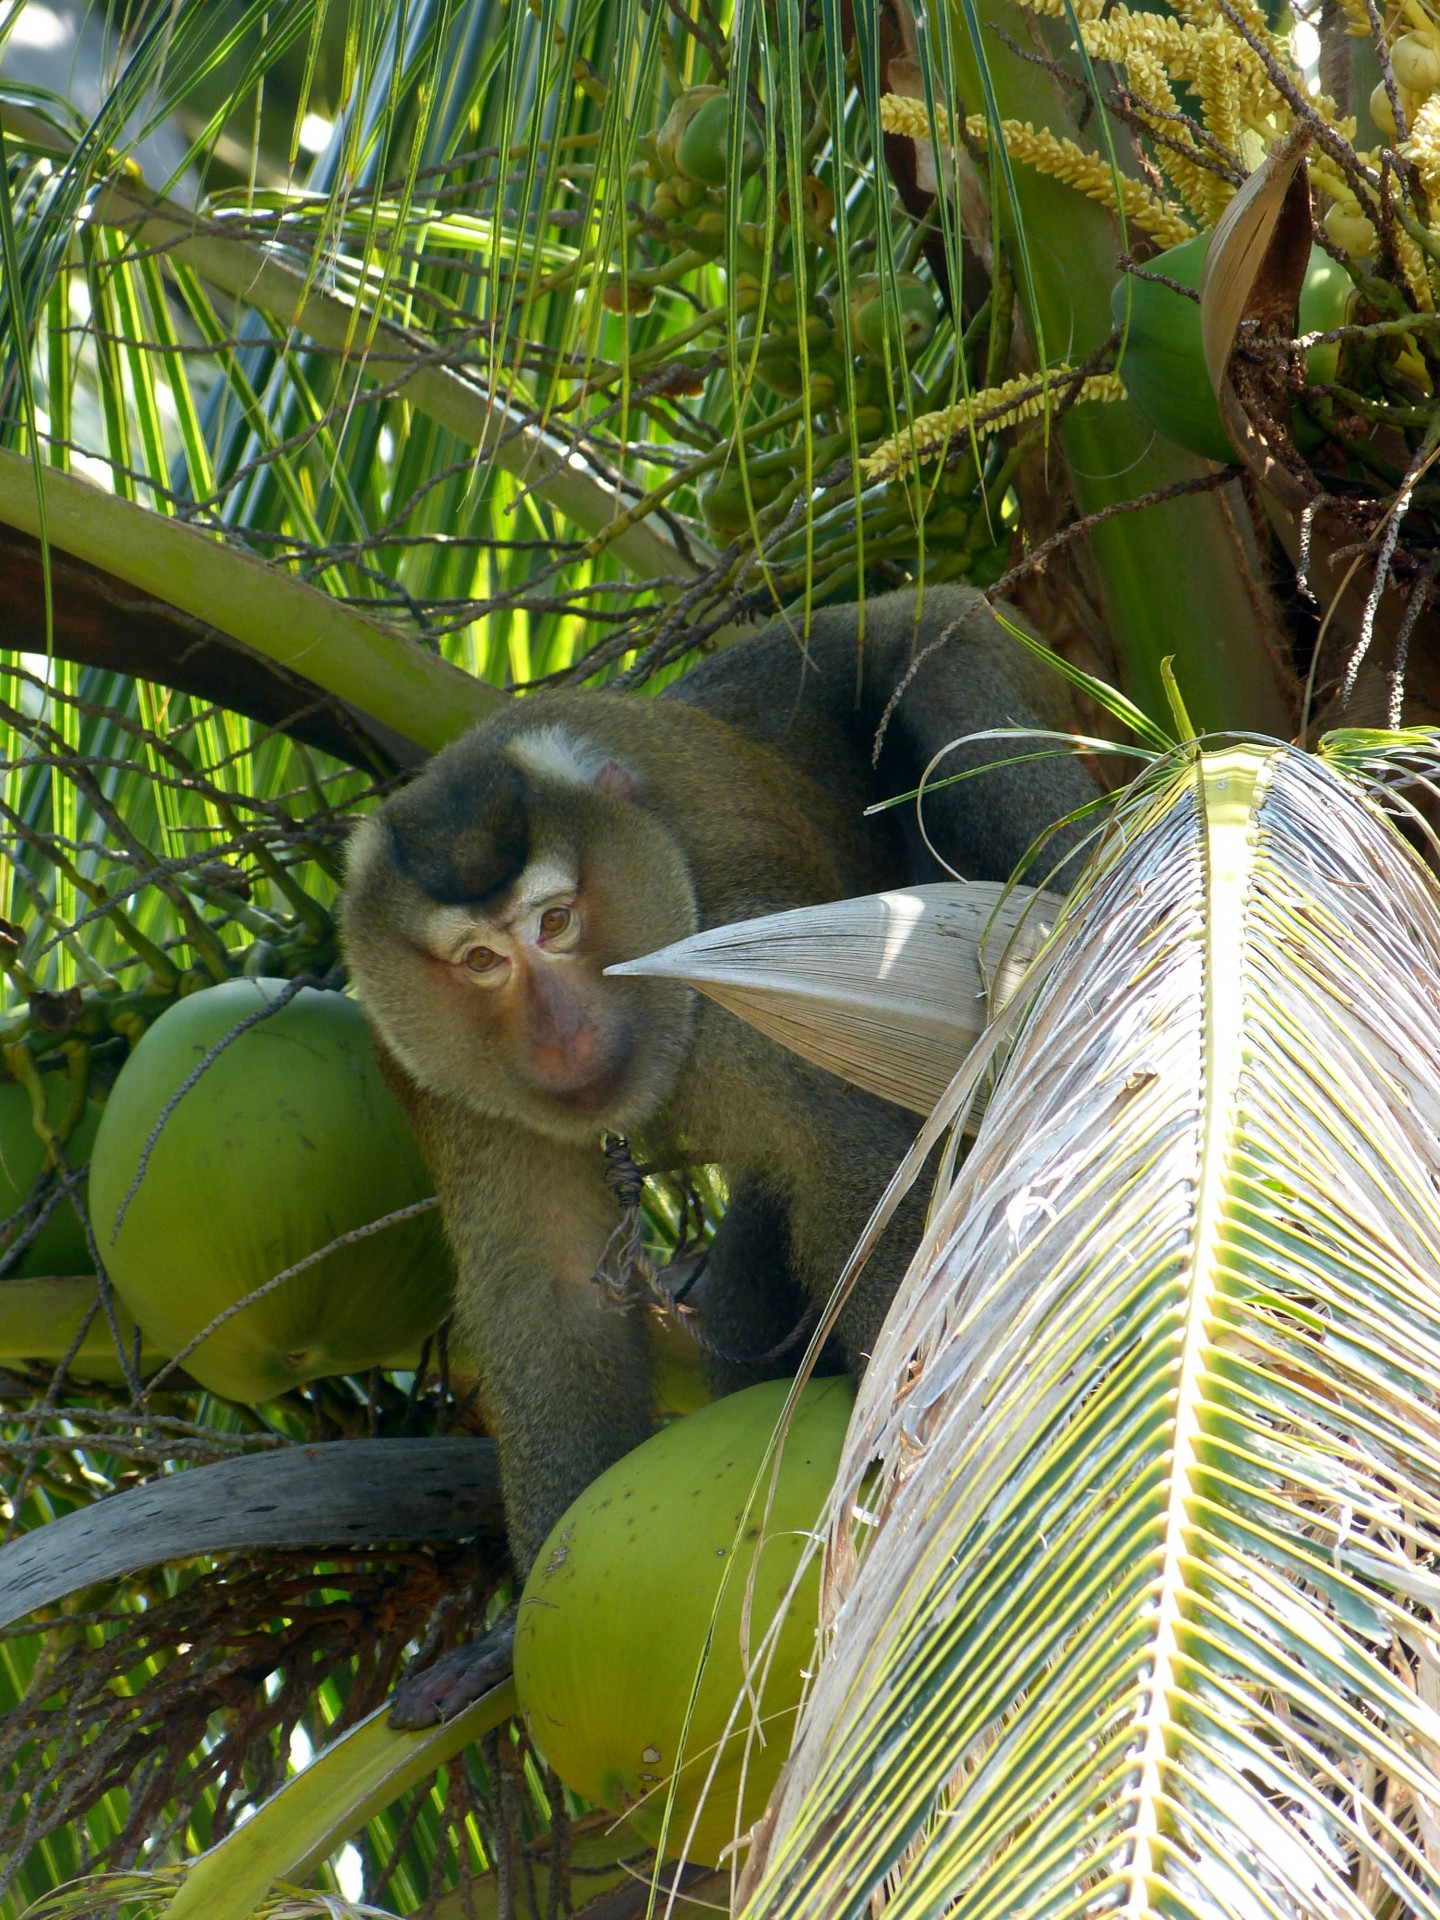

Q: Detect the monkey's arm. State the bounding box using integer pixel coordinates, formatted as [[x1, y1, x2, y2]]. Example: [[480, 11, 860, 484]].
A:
[[678, 1018, 929, 1386], [688, 1177, 828, 1394], [388, 1086, 655, 1725], [404, 1085, 657, 1572]]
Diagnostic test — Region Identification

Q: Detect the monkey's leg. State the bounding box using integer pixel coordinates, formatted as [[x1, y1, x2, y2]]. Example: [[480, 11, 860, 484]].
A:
[[390, 1107, 655, 1726], [482, 1260, 657, 1575], [691, 1177, 823, 1396]]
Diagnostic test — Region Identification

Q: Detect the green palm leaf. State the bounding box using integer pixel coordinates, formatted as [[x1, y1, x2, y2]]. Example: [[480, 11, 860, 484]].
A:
[[741, 734, 1440, 1919]]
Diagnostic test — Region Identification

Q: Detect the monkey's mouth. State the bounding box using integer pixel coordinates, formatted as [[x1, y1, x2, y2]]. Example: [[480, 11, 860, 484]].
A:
[[552, 1068, 627, 1114], [531, 1060, 636, 1121]]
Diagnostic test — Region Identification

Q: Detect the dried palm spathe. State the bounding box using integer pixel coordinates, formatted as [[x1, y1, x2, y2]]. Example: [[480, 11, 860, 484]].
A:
[[608, 880, 1060, 1116]]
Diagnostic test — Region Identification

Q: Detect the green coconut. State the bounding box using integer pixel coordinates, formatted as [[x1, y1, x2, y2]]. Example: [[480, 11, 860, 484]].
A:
[[698, 463, 789, 535], [745, 308, 835, 402], [88, 978, 453, 1402], [849, 272, 939, 360], [0, 1075, 101, 1277], [515, 1375, 854, 1866], [1112, 232, 1350, 464], [658, 87, 763, 188]]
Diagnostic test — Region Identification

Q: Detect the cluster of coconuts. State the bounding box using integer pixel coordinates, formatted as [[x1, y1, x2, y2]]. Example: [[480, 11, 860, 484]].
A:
[[696, 259, 938, 533], [639, 84, 941, 535], [3, 980, 455, 1401], [1370, 25, 1440, 141], [1317, 25, 1440, 256]]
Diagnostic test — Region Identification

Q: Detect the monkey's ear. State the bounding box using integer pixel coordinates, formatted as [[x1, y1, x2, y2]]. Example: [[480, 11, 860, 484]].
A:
[[594, 760, 638, 803]]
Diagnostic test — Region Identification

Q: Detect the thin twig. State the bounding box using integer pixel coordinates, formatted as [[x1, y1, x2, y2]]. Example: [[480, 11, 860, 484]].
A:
[[985, 471, 1237, 604]]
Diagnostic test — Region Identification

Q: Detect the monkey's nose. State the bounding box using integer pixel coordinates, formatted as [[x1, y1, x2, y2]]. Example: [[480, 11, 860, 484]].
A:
[[534, 1026, 596, 1079], [530, 1021, 625, 1101]]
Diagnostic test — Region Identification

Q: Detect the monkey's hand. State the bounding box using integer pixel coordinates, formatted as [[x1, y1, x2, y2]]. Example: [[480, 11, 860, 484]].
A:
[[388, 1609, 517, 1729]]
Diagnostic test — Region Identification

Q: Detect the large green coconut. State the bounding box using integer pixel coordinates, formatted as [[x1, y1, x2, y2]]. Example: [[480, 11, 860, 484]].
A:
[[1112, 232, 1349, 464], [0, 1075, 101, 1277], [88, 979, 453, 1402], [515, 1375, 853, 1867]]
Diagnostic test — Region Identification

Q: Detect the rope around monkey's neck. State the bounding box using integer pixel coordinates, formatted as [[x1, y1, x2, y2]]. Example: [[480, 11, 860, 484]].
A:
[[592, 1133, 656, 1311], [592, 1134, 819, 1368]]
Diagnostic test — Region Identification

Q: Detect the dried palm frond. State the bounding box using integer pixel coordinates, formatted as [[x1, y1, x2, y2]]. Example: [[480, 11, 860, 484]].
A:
[[740, 733, 1440, 1920]]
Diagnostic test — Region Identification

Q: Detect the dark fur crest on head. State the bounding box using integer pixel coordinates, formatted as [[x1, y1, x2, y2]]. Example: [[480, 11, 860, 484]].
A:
[[385, 753, 529, 906]]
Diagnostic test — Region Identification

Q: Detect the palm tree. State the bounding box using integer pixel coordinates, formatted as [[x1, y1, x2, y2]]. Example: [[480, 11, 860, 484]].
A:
[[1, 0, 1437, 1911]]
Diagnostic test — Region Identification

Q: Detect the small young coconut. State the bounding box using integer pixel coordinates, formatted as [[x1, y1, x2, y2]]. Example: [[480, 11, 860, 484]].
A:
[[602, 276, 655, 315], [657, 86, 763, 188], [1323, 198, 1378, 259], [776, 174, 836, 242], [1390, 32, 1440, 99], [849, 272, 939, 360], [1370, 78, 1400, 139], [698, 462, 790, 535], [838, 360, 897, 440], [743, 308, 837, 407], [515, 1376, 854, 1866]]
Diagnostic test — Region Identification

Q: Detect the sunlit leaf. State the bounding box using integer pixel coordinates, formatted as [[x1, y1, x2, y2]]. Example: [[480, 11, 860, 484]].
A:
[[609, 880, 1060, 1116], [742, 734, 1440, 1920]]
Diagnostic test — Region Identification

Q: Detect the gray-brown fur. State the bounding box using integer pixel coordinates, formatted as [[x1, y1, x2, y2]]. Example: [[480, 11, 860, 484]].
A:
[[341, 588, 1099, 1668]]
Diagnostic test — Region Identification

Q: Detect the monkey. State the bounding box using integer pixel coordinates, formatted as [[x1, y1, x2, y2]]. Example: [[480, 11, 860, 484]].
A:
[[339, 585, 1101, 1723]]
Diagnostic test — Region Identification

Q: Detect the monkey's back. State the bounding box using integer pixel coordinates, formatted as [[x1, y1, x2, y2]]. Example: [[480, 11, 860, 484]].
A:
[[659, 612, 885, 837], [665, 586, 1096, 885]]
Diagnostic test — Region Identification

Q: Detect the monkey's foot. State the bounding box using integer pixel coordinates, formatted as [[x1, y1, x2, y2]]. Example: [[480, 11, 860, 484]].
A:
[[388, 1612, 516, 1729]]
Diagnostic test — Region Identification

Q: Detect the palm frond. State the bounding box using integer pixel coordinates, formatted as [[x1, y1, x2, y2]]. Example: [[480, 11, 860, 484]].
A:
[[0, 1438, 499, 1627], [161, 1683, 518, 1920], [0, 450, 491, 752], [741, 734, 1440, 1919]]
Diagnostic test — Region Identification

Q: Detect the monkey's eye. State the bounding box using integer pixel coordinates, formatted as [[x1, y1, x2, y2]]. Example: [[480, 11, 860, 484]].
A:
[[539, 906, 573, 939], [463, 945, 503, 974]]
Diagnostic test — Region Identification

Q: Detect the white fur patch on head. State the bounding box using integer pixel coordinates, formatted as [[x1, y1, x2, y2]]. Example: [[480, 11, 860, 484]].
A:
[[513, 855, 579, 913], [507, 724, 614, 790]]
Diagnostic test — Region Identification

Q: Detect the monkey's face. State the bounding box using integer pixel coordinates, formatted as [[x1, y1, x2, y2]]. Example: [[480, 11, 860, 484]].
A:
[[412, 853, 648, 1118], [341, 730, 700, 1144]]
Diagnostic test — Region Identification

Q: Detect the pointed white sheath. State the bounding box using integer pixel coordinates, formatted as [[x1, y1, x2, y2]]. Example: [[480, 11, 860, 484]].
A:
[[606, 880, 1060, 1115]]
